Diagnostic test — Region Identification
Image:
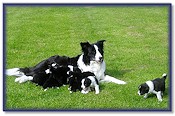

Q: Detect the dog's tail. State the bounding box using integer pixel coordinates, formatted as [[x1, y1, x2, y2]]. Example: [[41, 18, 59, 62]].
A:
[[162, 73, 167, 80], [6, 68, 34, 83], [101, 75, 127, 84], [6, 68, 24, 77]]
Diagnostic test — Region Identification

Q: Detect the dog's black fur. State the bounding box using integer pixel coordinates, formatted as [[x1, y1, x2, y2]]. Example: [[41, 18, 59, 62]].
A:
[[42, 64, 70, 89], [31, 62, 71, 89], [32, 72, 49, 86], [19, 55, 79, 76]]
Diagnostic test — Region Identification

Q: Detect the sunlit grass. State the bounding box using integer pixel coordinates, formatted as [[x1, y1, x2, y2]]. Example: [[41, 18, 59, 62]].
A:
[[5, 5, 170, 111]]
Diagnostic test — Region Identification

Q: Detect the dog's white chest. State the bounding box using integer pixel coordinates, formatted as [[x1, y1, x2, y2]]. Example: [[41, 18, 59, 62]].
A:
[[77, 55, 106, 81]]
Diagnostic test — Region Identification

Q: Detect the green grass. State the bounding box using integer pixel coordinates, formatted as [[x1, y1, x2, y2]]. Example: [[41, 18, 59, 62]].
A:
[[5, 5, 170, 111]]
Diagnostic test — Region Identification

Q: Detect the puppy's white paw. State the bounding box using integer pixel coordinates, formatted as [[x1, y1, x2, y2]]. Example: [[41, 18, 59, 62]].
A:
[[70, 91, 73, 94], [81, 90, 88, 94], [44, 88, 48, 91], [158, 99, 163, 102]]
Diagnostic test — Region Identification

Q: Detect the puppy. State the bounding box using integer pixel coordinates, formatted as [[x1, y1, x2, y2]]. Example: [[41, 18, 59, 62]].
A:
[[68, 69, 95, 93], [138, 73, 167, 102], [81, 73, 99, 94], [32, 72, 49, 86], [42, 63, 70, 90]]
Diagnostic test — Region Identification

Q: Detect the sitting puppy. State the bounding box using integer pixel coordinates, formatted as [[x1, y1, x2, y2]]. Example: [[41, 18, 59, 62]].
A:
[[81, 74, 99, 94], [68, 68, 95, 93], [138, 73, 167, 102]]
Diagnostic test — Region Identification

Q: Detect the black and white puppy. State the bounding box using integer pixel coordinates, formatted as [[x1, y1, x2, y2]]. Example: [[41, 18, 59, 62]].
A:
[[68, 68, 96, 93], [81, 74, 99, 94], [138, 73, 167, 102]]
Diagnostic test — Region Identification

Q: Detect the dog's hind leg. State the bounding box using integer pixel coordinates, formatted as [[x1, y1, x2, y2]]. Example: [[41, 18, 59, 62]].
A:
[[101, 75, 126, 84], [15, 75, 33, 83]]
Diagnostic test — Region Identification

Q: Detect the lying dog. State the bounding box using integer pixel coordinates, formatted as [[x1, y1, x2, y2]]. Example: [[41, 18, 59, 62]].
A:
[[6, 40, 126, 85], [138, 73, 167, 102]]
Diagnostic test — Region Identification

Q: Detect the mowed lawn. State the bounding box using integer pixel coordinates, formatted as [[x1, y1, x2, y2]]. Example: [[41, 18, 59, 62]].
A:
[[5, 5, 170, 111]]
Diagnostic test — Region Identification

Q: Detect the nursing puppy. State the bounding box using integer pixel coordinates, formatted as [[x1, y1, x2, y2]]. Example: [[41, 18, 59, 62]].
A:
[[81, 74, 99, 94], [138, 73, 167, 102], [32, 72, 49, 86], [42, 63, 70, 90]]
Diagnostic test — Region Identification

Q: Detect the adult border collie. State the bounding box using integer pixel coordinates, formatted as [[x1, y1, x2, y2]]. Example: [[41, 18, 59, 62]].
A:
[[6, 40, 126, 85]]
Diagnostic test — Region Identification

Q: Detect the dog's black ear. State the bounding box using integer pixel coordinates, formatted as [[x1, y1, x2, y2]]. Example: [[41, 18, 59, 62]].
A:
[[97, 40, 106, 43], [80, 42, 91, 52], [96, 40, 106, 49]]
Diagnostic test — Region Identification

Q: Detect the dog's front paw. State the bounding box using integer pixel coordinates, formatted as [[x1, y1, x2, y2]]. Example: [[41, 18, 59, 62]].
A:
[[81, 90, 88, 94]]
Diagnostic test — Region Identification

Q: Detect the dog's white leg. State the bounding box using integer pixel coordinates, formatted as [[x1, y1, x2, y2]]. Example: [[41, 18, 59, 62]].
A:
[[15, 77, 21, 82], [94, 85, 100, 94], [6, 68, 24, 77], [156, 91, 163, 102], [144, 93, 148, 98], [15, 75, 33, 83], [19, 76, 33, 83], [101, 75, 126, 84]]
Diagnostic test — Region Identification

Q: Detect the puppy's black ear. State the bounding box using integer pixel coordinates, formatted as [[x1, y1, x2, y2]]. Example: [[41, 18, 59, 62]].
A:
[[145, 86, 149, 92], [85, 78, 92, 87], [80, 42, 91, 53]]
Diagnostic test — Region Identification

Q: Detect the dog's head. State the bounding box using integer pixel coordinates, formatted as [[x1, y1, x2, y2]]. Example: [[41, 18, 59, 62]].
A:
[[138, 83, 149, 95], [80, 40, 106, 65]]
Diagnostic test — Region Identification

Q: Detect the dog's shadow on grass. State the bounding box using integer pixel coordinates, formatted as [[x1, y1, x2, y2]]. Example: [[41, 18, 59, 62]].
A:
[[99, 69, 133, 91], [105, 68, 133, 79]]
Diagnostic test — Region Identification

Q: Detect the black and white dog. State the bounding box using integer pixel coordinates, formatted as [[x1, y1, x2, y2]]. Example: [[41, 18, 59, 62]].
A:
[[138, 73, 167, 102], [6, 40, 126, 87], [77, 40, 126, 84]]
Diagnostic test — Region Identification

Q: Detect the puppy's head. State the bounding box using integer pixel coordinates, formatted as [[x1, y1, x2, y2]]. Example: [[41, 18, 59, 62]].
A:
[[138, 83, 149, 95], [81, 78, 91, 90]]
